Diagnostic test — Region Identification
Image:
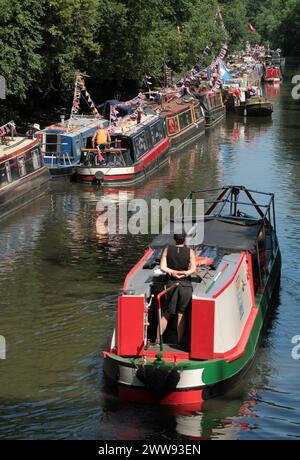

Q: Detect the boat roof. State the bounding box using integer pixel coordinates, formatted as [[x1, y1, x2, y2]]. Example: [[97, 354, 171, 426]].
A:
[[150, 217, 263, 252], [155, 98, 198, 116], [0, 137, 38, 161], [40, 115, 106, 137]]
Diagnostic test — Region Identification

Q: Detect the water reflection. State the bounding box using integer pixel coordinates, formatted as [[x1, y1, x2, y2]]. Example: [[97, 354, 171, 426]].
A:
[[1, 59, 300, 439]]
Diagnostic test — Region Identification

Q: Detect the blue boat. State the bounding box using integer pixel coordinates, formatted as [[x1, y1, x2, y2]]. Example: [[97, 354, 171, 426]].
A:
[[38, 74, 108, 176]]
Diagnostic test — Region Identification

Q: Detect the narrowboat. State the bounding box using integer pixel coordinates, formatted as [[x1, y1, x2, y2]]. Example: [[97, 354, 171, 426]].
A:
[[74, 113, 169, 186], [194, 90, 226, 128], [38, 74, 106, 176], [146, 93, 205, 151], [264, 67, 282, 84], [225, 90, 273, 117], [38, 115, 108, 176], [103, 185, 281, 405], [0, 122, 50, 219]]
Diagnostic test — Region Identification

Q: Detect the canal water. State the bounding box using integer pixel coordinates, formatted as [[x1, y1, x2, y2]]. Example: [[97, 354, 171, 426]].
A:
[[0, 59, 300, 440]]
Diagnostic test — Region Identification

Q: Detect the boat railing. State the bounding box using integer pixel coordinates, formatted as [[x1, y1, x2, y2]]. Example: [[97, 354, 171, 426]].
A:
[[81, 147, 132, 167], [40, 142, 72, 167], [185, 185, 277, 238]]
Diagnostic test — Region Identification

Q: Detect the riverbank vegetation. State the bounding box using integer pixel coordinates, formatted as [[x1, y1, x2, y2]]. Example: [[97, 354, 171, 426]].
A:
[[0, 0, 297, 122]]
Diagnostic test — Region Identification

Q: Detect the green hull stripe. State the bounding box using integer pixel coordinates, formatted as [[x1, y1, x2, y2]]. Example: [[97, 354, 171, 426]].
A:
[[105, 249, 281, 386]]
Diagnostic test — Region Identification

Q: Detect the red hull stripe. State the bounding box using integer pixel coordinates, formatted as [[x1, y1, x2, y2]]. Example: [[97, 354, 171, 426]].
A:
[[104, 174, 135, 181], [123, 248, 153, 292], [213, 252, 245, 299], [135, 137, 169, 172], [118, 385, 204, 405]]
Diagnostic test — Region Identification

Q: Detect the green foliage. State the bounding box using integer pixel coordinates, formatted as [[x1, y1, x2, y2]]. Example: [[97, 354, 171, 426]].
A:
[[244, 0, 300, 54], [1, 0, 296, 115], [41, 0, 101, 94], [0, 0, 44, 100]]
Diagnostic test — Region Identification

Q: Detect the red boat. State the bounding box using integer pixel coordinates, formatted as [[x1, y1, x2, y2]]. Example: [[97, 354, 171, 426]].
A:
[[264, 67, 282, 84]]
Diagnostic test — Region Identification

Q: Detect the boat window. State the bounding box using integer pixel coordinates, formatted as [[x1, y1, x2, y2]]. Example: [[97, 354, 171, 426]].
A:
[[166, 116, 179, 135], [45, 134, 59, 155], [75, 139, 81, 159], [205, 97, 211, 110], [17, 156, 26, 177], [31, 148, 41, 170], [134, 132, 150, 159], [178, 110, 193, 129], [0, 163, 8, 188], [8, 159, 21, 181], [194, 104, 203, 121], [24, 151, 34, 174], [150, 121, 164, 145], [5, 161, 12, 183]]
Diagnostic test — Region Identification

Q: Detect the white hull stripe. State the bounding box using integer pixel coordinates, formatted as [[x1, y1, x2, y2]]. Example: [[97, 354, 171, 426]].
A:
[[78, 166, 135, 176], [117, 365, 204, 389]]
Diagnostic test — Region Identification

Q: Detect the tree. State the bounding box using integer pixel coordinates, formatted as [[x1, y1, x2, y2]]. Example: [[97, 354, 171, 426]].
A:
[[0, 0, 44, 100], [40, 0, 101, 97]]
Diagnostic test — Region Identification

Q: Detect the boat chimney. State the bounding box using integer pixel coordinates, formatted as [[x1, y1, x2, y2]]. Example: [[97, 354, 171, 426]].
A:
[[60, 115, 65, 125]]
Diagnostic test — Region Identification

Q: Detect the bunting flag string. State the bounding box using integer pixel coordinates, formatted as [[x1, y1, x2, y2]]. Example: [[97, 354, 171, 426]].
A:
[[70, 73, 100, 118], [178, 2, 228, 84], [164, 64, 173, 87]]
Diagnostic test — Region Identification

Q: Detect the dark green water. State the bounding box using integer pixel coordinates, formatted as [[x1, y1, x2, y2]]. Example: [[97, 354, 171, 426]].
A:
[[1, 59, 300, 439]]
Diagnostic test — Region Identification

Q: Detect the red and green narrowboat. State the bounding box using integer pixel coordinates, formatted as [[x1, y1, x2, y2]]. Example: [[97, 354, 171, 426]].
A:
[[148, 92, 205, 150], [103, 185, 281, 405]]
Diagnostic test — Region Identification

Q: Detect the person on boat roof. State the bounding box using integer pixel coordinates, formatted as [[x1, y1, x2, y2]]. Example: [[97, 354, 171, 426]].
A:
[[159, 233, 196, 346]]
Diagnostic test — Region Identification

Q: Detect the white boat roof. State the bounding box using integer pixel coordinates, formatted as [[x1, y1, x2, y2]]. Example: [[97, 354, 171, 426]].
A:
[[0, 136, 38, 161]]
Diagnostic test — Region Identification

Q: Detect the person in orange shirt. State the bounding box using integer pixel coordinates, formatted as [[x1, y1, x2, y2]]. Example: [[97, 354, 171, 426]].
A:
[[92, 123, 111, 163]]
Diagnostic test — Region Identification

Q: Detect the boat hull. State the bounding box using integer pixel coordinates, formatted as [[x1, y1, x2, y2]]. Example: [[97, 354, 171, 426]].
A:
[[47, 164, 77, 177], [264, 78, 281, 84], [169, 119, 205, 151], [227, 102, 273, 117], [204, 106, 226, 129], [103, 247, 281, 405], [0, 166, 50, 220], [75, 139, 170, 187]]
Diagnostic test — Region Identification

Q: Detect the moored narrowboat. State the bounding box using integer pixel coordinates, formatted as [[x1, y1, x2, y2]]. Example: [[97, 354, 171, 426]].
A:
[[225, 89, 273, 117], [103, 185, 281, 405], [149, 94, 205, 151], [0, 122, 50, 219], [194, 90, 226, 128], [264, 66, 282, 84], [38, 115, 108, 176], [38, 74, 106, 176], [74, 113, 169, 186]]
